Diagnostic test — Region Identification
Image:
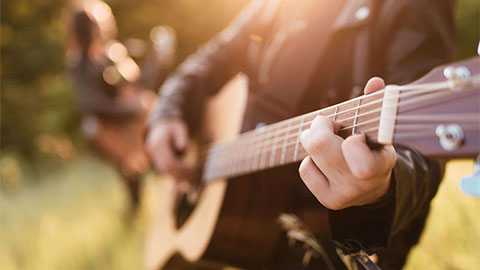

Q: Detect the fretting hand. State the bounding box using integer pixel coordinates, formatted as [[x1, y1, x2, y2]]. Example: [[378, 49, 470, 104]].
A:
[[299, 78, 396, 210]]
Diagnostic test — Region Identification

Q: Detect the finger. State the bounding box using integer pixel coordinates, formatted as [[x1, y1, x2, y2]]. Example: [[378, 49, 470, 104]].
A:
[[310, 115, 341, 134], [364, 77, 385, 95], [373, 145, 397, 174], [298, 156, 331, 205], [301, 117, 348, 177], [341, 134, 395, 179], [155, 135, 190, 179], [173, 123, 188, 151]]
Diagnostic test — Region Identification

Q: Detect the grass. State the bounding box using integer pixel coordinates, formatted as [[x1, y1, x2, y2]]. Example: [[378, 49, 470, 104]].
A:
[[0, 156, 146, 270], [0, 155, 478, 270]]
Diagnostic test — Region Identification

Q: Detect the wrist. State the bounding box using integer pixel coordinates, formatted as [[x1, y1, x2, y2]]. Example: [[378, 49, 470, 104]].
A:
[[362, 172, 395, 209]]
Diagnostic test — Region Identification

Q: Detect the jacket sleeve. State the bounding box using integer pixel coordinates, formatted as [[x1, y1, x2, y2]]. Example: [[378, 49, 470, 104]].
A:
[[148, 0, 267, 131], [328, 0, 455, 255], [329, 147, 444, 255]]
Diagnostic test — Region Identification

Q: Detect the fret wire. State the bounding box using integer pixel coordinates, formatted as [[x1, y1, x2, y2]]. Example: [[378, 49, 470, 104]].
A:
[[234, 139, 243, 175], [294, 115, 305, 161], [281, 121, 291, 164], [202, 94, 382, 157], [206, 112, 379, 162], [228, 141, 236, 176], [228, 141, 235, 176], [352, 98, 362, 135], [223, 140, 231, 177], [257, 128, 268, 169], [205, 130, 381, 180], [260, 126, 275, 169], [333, 105, 339, 121], [199, 91, 380, 153], [245, 130, 254, 173], [269, 126, 281, 167]]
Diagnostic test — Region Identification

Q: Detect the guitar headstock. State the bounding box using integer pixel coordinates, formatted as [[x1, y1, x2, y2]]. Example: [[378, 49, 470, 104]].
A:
[[387, 57, 479, 158]]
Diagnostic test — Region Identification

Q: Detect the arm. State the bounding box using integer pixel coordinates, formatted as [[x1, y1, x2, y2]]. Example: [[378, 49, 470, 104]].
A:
[[299, 78, 443, 256], [146, 1, 266, 179], [300, 0, 455, 254]]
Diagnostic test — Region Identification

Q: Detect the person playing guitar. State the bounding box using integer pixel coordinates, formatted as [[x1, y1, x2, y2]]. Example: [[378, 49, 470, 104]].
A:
[[67, 0, 176, 214], [146, 0, 458, 269]]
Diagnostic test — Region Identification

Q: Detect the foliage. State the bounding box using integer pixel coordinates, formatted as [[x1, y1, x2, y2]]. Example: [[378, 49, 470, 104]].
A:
[[1, 0, 248, 168]]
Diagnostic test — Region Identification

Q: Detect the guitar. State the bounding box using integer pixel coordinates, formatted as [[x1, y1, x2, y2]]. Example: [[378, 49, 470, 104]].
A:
[[145, 57, 480, 269], [87, 87, 156, 178]]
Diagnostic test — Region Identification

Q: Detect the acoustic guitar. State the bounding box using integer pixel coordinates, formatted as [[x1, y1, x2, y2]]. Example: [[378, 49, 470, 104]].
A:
[[88, 87, 156, 178], [145, 57, 480, 269]]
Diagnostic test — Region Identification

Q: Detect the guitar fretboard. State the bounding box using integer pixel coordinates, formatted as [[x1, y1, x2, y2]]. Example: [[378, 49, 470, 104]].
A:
[[201, 91, 384, 181]]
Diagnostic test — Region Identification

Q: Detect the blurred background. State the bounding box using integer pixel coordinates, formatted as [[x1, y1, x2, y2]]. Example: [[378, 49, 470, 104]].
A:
[[1, 0, 479, 269]]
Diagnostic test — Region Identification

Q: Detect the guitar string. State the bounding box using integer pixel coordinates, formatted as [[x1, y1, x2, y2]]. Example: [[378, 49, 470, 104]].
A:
[[200, 87, 478, 160], [202, 106, 478, 170], [199, 78, 479, 158], [198, 76, 479, 154], [201, 104, 479, 170], [198, 80, 480, 177], [202, 123, 480, 180], [215, 120, 480, 166], [198, 75, 480, 152], [203, 121, 480, 178], [200, 104, 478, 176]]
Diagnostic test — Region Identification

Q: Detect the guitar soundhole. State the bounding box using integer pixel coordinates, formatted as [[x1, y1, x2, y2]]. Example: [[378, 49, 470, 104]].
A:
[[173, 180, 204, 229]]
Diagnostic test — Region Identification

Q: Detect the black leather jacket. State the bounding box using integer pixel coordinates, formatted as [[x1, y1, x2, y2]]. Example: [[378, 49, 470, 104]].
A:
[[149, 0, 455, 269]]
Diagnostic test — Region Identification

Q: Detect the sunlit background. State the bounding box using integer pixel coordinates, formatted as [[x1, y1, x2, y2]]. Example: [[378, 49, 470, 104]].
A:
[[1, 0, 479, 269]]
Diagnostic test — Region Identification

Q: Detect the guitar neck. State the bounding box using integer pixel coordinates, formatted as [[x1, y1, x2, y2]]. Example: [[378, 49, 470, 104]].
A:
[[201, 91, 384, 182], [201, 57, 480, 182]]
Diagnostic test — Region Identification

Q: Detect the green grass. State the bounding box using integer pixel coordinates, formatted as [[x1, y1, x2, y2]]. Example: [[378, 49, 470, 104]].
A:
[[0, 156, 146, 270], [0, 156, 478, 270]]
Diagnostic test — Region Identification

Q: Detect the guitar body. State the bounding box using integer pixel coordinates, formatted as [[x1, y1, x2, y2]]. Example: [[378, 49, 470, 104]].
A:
[[145, 75, 257, 269], [146, 75, 323, 269], [88, 88, 156, 178]]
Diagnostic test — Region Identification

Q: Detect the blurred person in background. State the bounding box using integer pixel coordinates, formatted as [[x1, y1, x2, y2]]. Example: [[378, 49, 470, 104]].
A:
[[146, 0, 456, 269], [66, 0, 176, 214]]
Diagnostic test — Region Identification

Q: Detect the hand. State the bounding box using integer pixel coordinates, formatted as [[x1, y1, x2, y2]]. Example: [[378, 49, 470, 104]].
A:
[[146, 119, 192, 181], [299, 78, 396, 210]]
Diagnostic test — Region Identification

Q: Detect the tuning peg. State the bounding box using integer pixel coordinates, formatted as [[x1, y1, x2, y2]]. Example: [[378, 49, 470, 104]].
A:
[[443, 65, 472, 90], [460, 155, 480, 197]]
